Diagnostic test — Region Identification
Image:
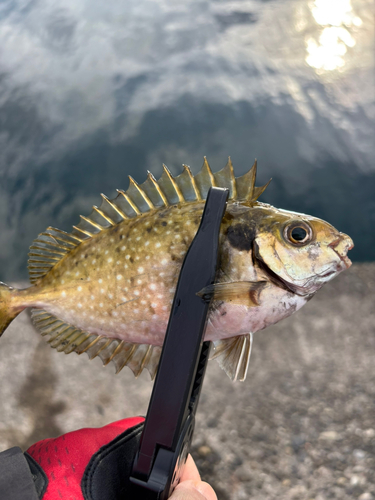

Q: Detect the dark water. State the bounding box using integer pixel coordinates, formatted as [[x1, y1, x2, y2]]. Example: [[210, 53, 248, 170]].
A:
[[0, 0, 374, 281]]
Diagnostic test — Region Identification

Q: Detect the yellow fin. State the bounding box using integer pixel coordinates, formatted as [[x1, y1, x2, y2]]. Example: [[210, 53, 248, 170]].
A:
[[197, 281, 267, 306], [27, 158, 270, 284], [212, 333, 253, 381], [31, 309, 161, 379], [27, 227, 79, 284]]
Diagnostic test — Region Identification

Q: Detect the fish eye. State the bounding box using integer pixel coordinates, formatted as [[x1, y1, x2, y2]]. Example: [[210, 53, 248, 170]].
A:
[[284, 222, 313, 246]]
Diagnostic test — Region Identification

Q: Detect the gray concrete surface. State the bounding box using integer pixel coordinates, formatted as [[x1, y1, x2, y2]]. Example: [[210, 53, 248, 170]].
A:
[[0, 263, 374, 499]]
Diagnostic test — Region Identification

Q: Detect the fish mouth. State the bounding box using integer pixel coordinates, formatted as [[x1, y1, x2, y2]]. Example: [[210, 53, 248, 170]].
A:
[[329, 234, 354, 270]]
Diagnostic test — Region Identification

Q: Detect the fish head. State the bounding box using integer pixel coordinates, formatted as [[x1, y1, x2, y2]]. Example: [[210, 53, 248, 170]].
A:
[[252, 205, 354, 295]]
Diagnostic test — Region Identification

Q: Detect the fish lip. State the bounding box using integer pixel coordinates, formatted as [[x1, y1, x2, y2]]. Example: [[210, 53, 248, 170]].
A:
[[329, 237, 353, 269]]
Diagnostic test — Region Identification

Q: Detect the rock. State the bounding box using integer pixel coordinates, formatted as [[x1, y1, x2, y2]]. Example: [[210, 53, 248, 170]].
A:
[[197, 445, 212, 457], [359, 494, 373, 500], [319, 430, 340, 441]]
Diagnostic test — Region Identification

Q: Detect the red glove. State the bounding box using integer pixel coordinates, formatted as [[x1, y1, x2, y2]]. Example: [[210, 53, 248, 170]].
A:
[[25, 417, 144, 500]]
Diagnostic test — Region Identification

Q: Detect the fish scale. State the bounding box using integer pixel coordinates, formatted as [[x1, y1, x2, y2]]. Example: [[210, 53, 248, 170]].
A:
[[0, 158, 353, 381]]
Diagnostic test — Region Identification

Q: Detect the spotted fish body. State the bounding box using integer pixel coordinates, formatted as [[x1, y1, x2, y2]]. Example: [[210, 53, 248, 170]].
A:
[[0, 159, 353, 380]]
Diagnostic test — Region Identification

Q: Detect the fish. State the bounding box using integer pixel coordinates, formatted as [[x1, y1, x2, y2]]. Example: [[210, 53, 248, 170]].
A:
[[0, 159, 353, 381]]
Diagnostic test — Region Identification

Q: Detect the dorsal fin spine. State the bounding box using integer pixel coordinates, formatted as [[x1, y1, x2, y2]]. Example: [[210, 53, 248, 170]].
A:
[[80, 215, 104, 231], [203, 157, 216, 186], [117, 190, 141, 215], [72, 226, 94, 237], [163, 165, 185, 203], [129, 176, 155, 210], [93, 206, 115, 226], [183, 165, 201, 200], [101, 194, 128, 220], [147, 172, 169, 206]]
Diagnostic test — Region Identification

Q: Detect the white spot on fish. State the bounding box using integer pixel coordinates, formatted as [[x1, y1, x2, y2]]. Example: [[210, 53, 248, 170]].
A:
[[137, 279, 142, 285], [161, 259, 168, 265], [121, 246, 126, 251], [112, 311, 118, 317], [162, 306, 168, 311], [146, 256, 150, 260], [117, 275, 123, 280], [136, 236, 141, 241], [149, 284, 156, 290], [108, 293, 113, 299], [138, 267, 144, 273], [92, 260, 96, 265], [101, 289, 105, 294], [152, 314, 159, 320], [134, 309, 139, 314], [78, 303, 82, 308], [108, 258, 113, 263], [126, 255, 130, 260], [75, 271, 79, 277], [77, 286, 82, 291], [145, 241, 149, 246], [151, 303, 157, 308], [134, 290, 140, 296], [99, 278, 103, 284], [61, 291, 66, 298], [155, 242, 161, 248], [91, 295, 95, 300], [61, 280, 65, 284], [105, 250, 109, 255], [99, 303, 103, 307]]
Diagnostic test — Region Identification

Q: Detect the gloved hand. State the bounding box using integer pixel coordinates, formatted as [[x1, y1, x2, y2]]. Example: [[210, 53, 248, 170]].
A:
[[21, 417, 216, 500]]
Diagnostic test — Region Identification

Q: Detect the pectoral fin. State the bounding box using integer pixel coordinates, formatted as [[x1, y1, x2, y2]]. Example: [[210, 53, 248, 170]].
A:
[[197, 281, 268, 306]]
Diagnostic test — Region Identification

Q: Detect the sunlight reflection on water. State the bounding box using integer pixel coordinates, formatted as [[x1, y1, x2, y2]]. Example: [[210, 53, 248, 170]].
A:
[[305, 0, 363, 71]]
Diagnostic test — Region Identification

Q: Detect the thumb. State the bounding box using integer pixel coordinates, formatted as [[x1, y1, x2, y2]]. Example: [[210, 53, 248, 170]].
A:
[[170, 480, 218, 500]]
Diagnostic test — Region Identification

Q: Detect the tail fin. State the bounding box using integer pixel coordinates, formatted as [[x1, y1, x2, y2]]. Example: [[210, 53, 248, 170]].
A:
[[0, 282, 20, 336]]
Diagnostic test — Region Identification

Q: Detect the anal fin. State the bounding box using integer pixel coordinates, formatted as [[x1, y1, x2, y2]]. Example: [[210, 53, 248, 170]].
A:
[[31, 309, 161, 379]]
